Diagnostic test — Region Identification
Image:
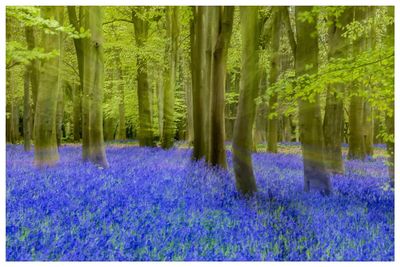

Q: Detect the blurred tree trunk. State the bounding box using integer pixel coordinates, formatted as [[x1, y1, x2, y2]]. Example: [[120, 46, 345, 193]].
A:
[[34, 6, 63, 166], [253, 70, 267, 150], [295, 6, 332, 195], [348, 7, 367, 160], [56, 31, 64, 148], [114, 49, 126, 140], [133, 9, 154, 147], [162, 7, 179, 149], [209, 6, 234, 168], [67, 6, 88, 159], [232, 6, 259, 196], [25, 26, 39, 142], [323, 7, 352, 174], [23, 62, 31, 151], [72, 83, 82, 142], [267, 7, 282, 153], [363, 6, 377, 157], [190, 7, 207, 160], [82, 6, 108, 167]]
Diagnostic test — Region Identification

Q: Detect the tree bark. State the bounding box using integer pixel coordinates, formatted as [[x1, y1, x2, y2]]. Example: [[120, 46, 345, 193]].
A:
[[114, 49, 126, 140], [82, 6, 109, 167], [72, 83, 82, 142], [133, 9, 154, 147], [162, 7, 179, 149], [267, 7, 281, 153], [348, 7, 368, 161], [323, 7, 352, 173], [295, 6, 332, 195], [209, 6, 234, 168], [23, 62, 31, 151], [232, 6, 259, 196], [190, 7, 207, 160], [34, 6, 63, 166]]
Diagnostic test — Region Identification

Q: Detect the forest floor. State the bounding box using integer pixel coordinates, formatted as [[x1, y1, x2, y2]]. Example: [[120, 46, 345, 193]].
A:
[[6, 143, 393, 261]]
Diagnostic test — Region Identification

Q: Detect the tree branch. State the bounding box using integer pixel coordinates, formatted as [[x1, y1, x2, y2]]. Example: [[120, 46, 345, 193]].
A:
[[103, 18, 134, 25], [282, 7, 296, 56]]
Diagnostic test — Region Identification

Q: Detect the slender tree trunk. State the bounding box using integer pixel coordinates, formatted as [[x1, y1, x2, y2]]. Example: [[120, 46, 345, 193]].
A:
[[56, 31, 64, 148], [34, 6, 63, 166], [190, 7, 207, 160], [25, 26, 39, 141], [253, 70, 267, 149], [323, 7, 352, 173], [162, 7, 179, 149], [348, 7, 368, 160], [295, 6, 331, 195], [23, 63, 31, 151], [232, 6, 259, 196], [67, 6, 88, 159], [72, 83, 81, 142], [267, 7, 281, 153], [133, 9, 154, 147], [82, 6, 108, 167], [209, 6, 234, 168], [114, 49, 126, 140]]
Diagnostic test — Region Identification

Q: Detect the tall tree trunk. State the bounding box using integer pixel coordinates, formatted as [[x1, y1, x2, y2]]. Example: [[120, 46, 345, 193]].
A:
[[267, 7, 281, 153], [23, 63, 31, 151], [348, 7, 368, 160], [56, 31, 64, 148], [253, 70, 267, 149], [114, 49, 126, 140], [72, 83, 81, 142], [209, 6, 234, 168], [82, 6, 108, 167], [295, 6, 331, 195], [133, 9, 154, 147], [68, 6, 88, 159], [323, 7, 352, 173], [162, 7, 179, 149], [190, 7, 207, 160], [34, 6, 63, 166], [232, 6, 259, 196], [25, 26, 39, 141]]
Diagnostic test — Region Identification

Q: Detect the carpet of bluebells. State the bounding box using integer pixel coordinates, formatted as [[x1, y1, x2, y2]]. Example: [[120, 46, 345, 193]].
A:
[[6, 144, 394, 261]]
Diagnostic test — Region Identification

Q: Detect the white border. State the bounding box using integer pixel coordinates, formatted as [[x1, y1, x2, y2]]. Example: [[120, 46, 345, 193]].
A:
[[1, 1, 399, 266]]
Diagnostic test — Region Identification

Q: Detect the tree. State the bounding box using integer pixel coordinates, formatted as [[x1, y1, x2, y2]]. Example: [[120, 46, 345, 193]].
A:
[[33, 6, 63, 166], [82, 6, 109, 167], [190, 6, 208, 160], [209, 6, 234, 168], [161, 6, 179, 149], [295, 6, 332, 194], [232, 6, 259, 196], [114, 48, 126, 140], [348, 7, 367, 160], [322, 7, 353, 174], [267, 7, 282, 153], [132, 8, 155, 147]]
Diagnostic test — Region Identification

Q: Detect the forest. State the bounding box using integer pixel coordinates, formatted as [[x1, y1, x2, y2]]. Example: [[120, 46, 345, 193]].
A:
[[5, 6, 394, 261]]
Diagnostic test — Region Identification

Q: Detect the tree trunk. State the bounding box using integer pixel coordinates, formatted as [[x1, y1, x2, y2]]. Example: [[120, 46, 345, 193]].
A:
[[56, 31, 64, 148], [295, 6, 331, 195], [72, 83, 82, 142], [34, 6, 63, 166], [253, 70, 267, 148], [267, 7, 281, 153], [114, 49, 126, 140], [323, 7, 352, 173], [190, 7, 207, 160], [23, 63, 31, 151], [68, 6, 88, 159], [232, 6, 259, 196], [348, 7, 368, 161], [133, 9, 154, 147], [209, 6, 234, 168], [25, 26, 39, 141], [162, 7, 179, 149], [82, 6, 108, 167]]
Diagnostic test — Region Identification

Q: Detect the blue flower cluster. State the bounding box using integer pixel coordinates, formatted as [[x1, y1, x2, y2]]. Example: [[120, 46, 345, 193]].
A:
[[6, 144, 393, 261]]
